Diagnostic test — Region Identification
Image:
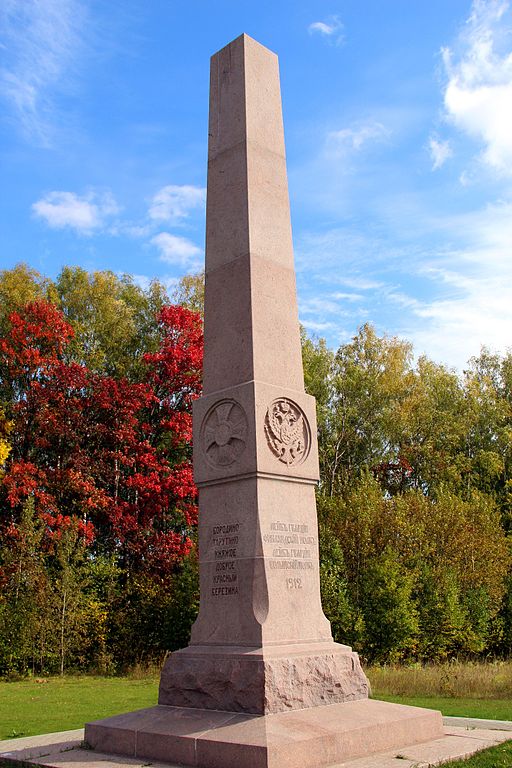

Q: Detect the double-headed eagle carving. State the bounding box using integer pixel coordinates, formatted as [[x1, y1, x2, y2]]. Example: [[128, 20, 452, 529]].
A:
[[265, 399, 308, 466]]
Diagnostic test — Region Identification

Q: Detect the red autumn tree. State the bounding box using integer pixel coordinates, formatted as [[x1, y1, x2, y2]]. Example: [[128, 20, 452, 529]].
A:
[[0, 299, 203, 575]]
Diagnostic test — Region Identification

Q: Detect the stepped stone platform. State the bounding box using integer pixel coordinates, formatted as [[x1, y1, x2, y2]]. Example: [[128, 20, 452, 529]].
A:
[[83, 699, 442, 767], [1, 715, 511, 768]]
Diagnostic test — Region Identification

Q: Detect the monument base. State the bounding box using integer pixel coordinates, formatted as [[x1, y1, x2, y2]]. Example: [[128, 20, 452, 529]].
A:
[[158, 642, 369, 714], [85, 698, 444, 768]]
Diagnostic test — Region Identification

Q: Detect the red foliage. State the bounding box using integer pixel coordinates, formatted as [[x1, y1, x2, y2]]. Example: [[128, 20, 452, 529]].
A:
[[0, 300, 74, 380], [0, 300, 203, 575]]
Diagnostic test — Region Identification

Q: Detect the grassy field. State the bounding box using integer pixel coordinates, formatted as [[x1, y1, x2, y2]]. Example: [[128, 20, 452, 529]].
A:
[[366, 660, 512, 721], [371, 693, 512, 720], [0, 676, 158, 740], [440, 741, 512, 767], [367, 661, 512, 699]]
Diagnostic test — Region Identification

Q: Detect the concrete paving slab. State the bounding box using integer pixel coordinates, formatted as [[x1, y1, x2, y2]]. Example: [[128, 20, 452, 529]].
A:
[[0, 731, 181, 768], [443, 715, 512, 731], [444, 725, 511, 741], [0, 730, 84, 761]]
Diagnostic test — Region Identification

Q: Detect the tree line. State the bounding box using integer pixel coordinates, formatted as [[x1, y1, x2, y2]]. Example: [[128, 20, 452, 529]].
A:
[[0, 264, 510, 674]]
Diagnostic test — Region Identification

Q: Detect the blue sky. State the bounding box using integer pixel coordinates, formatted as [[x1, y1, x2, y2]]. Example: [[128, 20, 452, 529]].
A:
[[1, 0, 511, 370]]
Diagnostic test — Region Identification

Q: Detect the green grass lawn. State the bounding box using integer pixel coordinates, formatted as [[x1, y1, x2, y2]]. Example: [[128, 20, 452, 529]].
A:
[[373, 693, 512, 721], [0, 676, 158, 740], [442, 741, 512, 767]]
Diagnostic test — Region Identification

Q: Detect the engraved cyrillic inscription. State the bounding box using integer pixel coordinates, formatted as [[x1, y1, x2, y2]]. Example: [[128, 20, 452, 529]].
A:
[[264, 399, 310, 466], [264, 520, 316, 577], [210, 521, 240, 596], [202, 400, 247, 468]]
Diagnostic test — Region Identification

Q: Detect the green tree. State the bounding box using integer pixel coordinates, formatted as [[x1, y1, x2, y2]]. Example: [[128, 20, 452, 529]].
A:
[[361, 549, 419, 662], [45, 521, 108, 674], [318, 524, 356, 647], [321, 324, 413, 495], [0, 498, 47, 675], [172, 271, 205, 317], [0, 264, 56, 332], [56, 267, 169, 378]]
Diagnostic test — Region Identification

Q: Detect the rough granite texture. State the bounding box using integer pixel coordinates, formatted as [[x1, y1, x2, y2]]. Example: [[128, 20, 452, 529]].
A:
[[159, 647, 369, 714]]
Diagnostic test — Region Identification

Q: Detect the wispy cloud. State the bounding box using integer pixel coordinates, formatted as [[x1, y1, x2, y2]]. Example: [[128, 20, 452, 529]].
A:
[[148, 185, 206, 224], [381, 200, 512, 368], [295, 192, 512, 370], [0, 0, 88, 145], [32, 190, 119, 234], [300, 318, 339, 334], [128, 273, 179, 295], [308, 16, 344, 44], [331, 291, 364, 302], [428, 135, 453, 169], [150, 232, 202, 268], [442, 0, 512, 174], [327, 121, 389, 155]]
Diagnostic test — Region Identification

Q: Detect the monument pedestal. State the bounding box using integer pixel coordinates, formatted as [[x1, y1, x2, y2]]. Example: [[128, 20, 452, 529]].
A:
[[159, 642, 369, 714], [85, 699, 444, 768]]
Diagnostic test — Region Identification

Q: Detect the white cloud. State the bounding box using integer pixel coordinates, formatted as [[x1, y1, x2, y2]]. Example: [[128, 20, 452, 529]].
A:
[[408, 275, 512, 370], [338, 277, 384, 291], [150, 232, 202, 267], [328, 121, 389, 154], [429, 136, 453, 169], [442, 0, 512, 174], [301, 296, 350, 316], [148, 185, 206, 224], [295, 194, 512, 371], [308, 16, 344, 44], [0, 0, 87, 144], [32, 190, 119, 233], [128, 273, 179, 295], [300, 318, 338, 333], [396, 201, 512, 368], [331, 291, 364, 302]]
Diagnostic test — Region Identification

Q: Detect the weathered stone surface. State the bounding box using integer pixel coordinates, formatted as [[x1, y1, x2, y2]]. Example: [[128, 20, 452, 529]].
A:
[[159, 643, 369, 714], [262, 646, 369, 712]]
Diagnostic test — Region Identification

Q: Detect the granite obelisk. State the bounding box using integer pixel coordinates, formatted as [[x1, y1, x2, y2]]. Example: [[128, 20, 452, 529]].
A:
[[158, 32, 369, 714], [85, 34, 444, 768]]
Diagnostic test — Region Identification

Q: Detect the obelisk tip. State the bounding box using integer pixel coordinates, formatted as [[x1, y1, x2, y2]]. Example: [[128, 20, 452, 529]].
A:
[[211, 33, 277, 60]]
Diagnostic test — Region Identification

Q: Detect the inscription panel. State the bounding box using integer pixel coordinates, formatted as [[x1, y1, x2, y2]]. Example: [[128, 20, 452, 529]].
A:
[[264, 519, 316, 579], [210, 522, 240, 597]]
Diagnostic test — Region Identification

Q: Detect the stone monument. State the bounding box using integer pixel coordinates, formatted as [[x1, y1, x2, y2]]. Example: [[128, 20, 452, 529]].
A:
[[85, 33, 444, 768], [158, 30, 369, 715]]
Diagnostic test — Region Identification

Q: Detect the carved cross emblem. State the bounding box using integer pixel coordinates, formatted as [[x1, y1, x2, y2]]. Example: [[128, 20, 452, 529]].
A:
[[202, 399, 248, 467]]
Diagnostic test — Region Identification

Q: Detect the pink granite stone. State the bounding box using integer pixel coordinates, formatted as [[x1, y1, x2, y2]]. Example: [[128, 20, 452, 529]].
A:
[[158, 33, 370, 715], [84, 700, 445, 768], [159, 643, 368, 714]]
